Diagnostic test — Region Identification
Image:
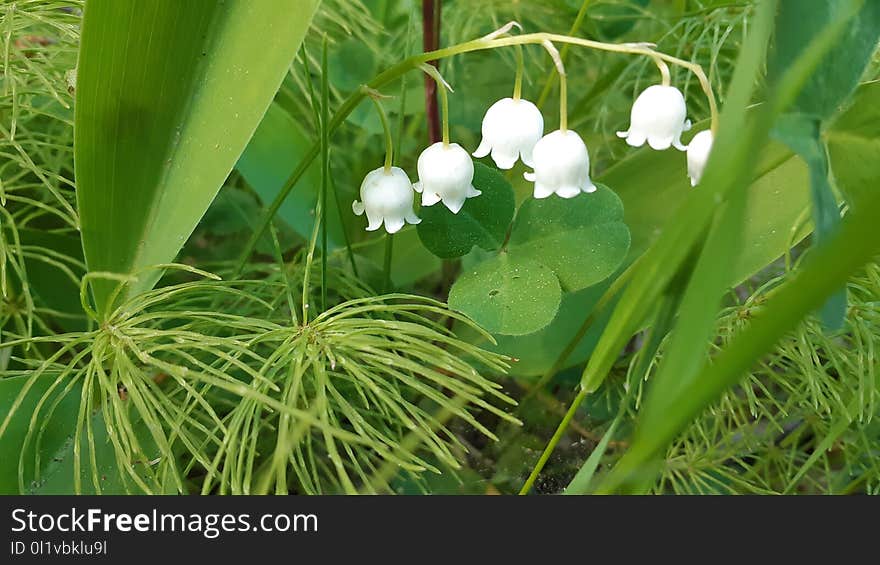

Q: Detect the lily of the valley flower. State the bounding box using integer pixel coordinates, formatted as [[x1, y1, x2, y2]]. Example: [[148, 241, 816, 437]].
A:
[[472, 97, 544, 169], [352, 166, 421, 234], [686, 129, 714, 187], [524, 129, 596, 199], [414, 142, 481, 213], [617, 85, 691, 151]]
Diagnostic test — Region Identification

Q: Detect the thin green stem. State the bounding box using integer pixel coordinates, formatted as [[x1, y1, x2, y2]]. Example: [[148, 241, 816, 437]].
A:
[[420, 63, 451, 145], [369, 95, 394, 172], [542, 40, 567, 131], [537, 0, 593, 108], [654, 56, 671, 86], [513, 43, 524, 100], [519, 388, 588, 495], [320, 38, 329, 313], [234, 28, 720, 273], [382, 233, 394, 293]]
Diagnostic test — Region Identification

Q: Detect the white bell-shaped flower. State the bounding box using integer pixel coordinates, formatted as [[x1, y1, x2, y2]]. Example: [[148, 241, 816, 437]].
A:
[[414, 142, 481, 213], [352, 166, 421, 234], [616, 85, 691, 151], [523, 129, 597, 199], [686, 130, 714, 187], [472, 97, 544, 169]]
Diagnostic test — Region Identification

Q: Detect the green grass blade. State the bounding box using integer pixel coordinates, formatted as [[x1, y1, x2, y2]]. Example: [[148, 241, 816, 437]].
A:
[[597, 186, 880, 493]]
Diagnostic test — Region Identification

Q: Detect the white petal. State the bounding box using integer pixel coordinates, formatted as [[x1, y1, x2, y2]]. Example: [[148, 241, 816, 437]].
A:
[[647, 135, 673, 150], [472, 137, 491, 158], [686, 130, 714, 187], [533, 183, 555, 199], [352, 200, 365, 216], [625, 131, 647, 147], [555, 185, 582, 199], [421, 190, 441, 206], [490, 146, 519, 170], [443, 194, 467, 214], [385, 217, 405, 234], [365, 215, 383, 231]]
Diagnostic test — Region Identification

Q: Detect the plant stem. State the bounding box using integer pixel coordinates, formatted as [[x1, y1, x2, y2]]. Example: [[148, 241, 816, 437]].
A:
[[653, 56, 671, 86], [382, 233, 394, 293], [519, 388, 588, 495], [422, 0, 441, 143], [537, 0, 593, 108], [513, 43, 524, 100], [370, 95, 394, 171], [542, 40, 568, 130], [320, 37, 329, 313], [420, 63, 451, 145], [234, 27, 720, 273]]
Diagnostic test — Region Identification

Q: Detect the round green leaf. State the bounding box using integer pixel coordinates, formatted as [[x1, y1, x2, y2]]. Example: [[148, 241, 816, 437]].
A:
[[508, 185, 631, 291], [449, 254, 561, 336], [417, 162, 516, 259]]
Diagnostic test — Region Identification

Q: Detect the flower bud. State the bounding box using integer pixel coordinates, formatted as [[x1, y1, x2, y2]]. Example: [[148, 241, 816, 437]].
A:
[[472, 97, 544, 169], [617, 85, 691, 151], [352, 166, 421, 234], [414, 142, 481, 213], [524, 129, 596, 199], [686, 130, 714, 187]]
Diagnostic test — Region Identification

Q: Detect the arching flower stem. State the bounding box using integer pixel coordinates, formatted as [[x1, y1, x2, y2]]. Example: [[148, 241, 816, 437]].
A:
[[513, 43, 524, 101], [541, 40, 567, 131], [420, 63, 452, 146], [653, 55, 671, 87], [367, 92, 395, 172]]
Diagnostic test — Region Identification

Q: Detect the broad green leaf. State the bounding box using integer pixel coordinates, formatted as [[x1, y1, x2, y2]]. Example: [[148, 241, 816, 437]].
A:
[[773, 114, 847, 328], [465, 283, 613, 376], [768, 0, 880, 121], [237, 102, 347, 249], [18, 229, 86, 332], [75, 0, 319, 316], [508, 187, 630, 292], [0, 373, 80, 494], [766, 0, 879, 328], [826, 80, 880, 207], [448, 185, 629, 335], [29, 408, 159, 495], [417, 163, 515, 259], [449, 254, 561, 336]]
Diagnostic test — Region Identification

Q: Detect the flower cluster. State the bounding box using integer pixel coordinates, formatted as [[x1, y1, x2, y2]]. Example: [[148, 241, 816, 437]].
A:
[[353, 83, 714, 234]]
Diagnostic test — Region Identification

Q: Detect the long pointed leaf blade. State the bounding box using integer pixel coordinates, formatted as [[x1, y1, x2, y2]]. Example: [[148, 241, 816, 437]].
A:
[[75, 0, 319, 315]]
